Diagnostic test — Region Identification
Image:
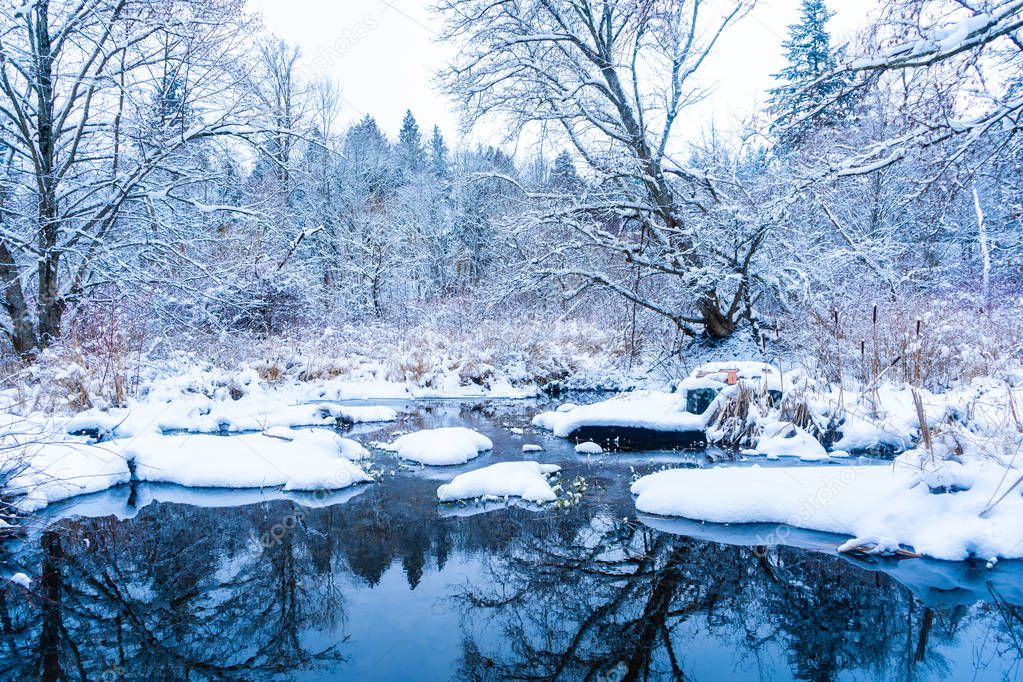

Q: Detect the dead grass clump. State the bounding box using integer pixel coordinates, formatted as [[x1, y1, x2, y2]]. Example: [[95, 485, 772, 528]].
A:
[[799, 292, 1021, 391], [31, 299, 147, 412], [709, 383, 760, 447]]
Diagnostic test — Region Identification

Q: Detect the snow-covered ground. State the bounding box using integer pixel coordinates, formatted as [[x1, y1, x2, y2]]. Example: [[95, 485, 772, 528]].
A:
[[6, 428, 374, 512], [2, 349, 1021, 565], [0, 356, 550, 511]]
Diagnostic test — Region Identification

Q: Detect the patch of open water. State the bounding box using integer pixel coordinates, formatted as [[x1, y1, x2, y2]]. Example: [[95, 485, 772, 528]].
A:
[[1, 395, 1020, 680]]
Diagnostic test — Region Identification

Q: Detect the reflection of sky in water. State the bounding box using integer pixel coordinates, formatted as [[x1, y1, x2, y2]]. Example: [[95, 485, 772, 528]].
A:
[[1, 397, 1020, 681]]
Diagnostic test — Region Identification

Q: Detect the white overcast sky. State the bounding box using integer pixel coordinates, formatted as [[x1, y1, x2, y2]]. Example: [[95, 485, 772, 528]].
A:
[[247, 0, 877, 150]]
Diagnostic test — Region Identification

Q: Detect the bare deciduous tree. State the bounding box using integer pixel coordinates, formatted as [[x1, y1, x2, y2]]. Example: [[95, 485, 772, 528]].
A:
[[439, 0, 761, 341], [0, 0, 254, 356]]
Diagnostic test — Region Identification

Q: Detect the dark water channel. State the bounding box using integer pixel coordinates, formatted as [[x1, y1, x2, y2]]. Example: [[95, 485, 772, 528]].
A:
[[0, 396, 1020, 681]]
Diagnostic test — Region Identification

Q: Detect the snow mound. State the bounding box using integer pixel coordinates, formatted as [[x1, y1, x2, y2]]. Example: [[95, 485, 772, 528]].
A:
[[437, 461, 561, 503], [631, 460, 1023, 561], [575, 441, 603, 454], [522, 444, 544, 453], [8, 572, 31, 589], [123, 429, 372, 491], [754, 422, 828, 460], [533, 391, 706, 437], [379, 427, 493, 465], [830, 385, 944, 454]]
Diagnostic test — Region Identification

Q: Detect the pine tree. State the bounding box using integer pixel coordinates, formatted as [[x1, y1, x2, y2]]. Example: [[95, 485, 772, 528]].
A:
[[397, 109, 425, 173], [547, 150, 583, 193], [140, 73, 192, 153], [767, 0, 854, 148], [429, 125, 449, 178]]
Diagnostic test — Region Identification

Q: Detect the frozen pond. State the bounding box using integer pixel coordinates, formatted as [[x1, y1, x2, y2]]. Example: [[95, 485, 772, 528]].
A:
[[1, 396, 1021, 681]]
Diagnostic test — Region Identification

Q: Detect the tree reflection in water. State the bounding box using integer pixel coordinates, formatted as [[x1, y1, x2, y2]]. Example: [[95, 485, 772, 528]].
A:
[[0, 475, 1019, 681], [456, 515, 1021, 682]]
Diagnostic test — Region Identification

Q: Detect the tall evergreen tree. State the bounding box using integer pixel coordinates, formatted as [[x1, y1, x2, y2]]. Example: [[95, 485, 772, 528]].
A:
[[397, 109, 425, 173], [547, 150, 584, 193], [429, 125, 449, 178], [767, 0, 854, 148]]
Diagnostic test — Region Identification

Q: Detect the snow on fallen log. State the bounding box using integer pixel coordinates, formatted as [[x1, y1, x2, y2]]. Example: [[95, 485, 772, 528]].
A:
[[437, 461, 561, 503], [532, 391, 707, 437]]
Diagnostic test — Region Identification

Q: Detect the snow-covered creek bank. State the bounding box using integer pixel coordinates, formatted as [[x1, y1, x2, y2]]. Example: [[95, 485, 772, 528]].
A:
[[1, 395, 1021, 680]]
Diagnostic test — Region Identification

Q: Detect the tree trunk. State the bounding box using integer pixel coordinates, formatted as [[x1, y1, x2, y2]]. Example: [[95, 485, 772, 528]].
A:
[[34, 1, 63, 348], [0, 241, 37, 356], [699, 296, 736, 341]]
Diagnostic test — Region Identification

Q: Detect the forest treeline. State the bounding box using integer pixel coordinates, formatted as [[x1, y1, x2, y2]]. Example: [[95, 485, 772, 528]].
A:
[[0, 0, 1017, 361]]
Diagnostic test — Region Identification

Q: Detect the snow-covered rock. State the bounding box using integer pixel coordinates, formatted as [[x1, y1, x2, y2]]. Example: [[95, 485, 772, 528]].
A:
[[522, 443, 544, 453], [379, 427, 493, 465], [754, 422, 828, 461], [437, 461, 561, 503], [575, 441, 603, 454]]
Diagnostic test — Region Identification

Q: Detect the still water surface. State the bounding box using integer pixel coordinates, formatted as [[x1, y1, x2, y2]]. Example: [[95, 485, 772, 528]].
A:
[[1, 397, 1020, 681]]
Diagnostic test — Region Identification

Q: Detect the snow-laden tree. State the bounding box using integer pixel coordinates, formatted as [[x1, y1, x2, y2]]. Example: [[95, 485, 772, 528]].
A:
[[0, 0, 258, 355], [547, 151, 585, 194], [809, 0, 1023, 177], [396, 109, 426, 176], [429, 125, 449, 179], [764, 0, 1023, 320], [439, 0, 767, 341], [767, 0, 855, 148], [248, 38, 306, 230], [330, 114, 401, 314]]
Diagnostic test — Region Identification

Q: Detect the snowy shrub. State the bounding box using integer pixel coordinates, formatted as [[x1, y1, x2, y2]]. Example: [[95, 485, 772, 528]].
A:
[[201, 274, 313, 337], [791, 291, 1023, 390], [26, 299, 149, 412]]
